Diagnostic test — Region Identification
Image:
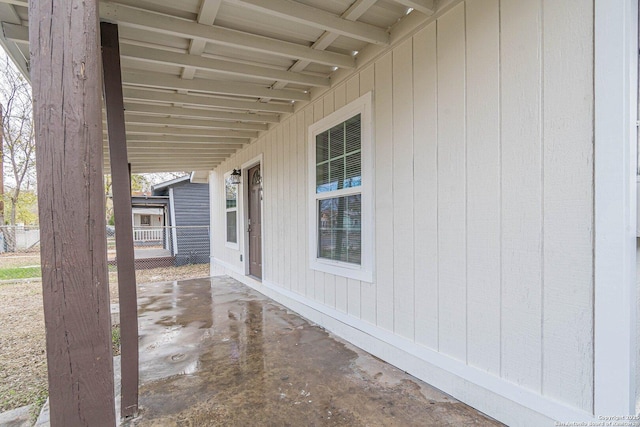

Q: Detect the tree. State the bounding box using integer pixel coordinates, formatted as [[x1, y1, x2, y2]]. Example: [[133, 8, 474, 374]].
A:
[[0, 50, 36, 226]]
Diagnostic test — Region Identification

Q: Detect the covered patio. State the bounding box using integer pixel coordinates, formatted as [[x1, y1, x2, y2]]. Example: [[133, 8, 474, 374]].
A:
[[128, 275, 501, 426], [0, 0, 637, 425]]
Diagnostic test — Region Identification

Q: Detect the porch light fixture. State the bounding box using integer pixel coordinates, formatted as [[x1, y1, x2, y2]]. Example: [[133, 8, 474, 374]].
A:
[[229, 169, 242, 185]]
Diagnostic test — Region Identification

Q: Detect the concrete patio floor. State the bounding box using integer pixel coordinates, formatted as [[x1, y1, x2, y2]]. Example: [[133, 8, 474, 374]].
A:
[[124, 276, 503, 426]]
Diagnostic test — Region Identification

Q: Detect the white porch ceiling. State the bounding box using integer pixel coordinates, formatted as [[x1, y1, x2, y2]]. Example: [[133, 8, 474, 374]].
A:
[[0, 0, 434, 173]]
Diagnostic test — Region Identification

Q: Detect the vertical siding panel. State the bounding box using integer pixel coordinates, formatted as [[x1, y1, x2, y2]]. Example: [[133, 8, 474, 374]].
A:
[[297, 112, 307, 296], [325, 274, 336, 308], [289, 118, 299, 292], [305, 107, 316, 298], [346, 74, 361, 316], [436, 4, 467, 360], [374, 53, 394, 332], [281, 121, 290, 289], [542, 0, 593, 410], [346, 75, 360, 103], [413, 23, 439, 349], [324, 93, 335, 116], [392, 39, 415, 340], [359, 64, 376, 324], [335, 276, 347, 313], [500, 0, 543, 390], [265, 133, 273, 281], [313, 101, 325, 302], [276, 125, 285, 287], [334, 83, 346, 110], [347, 278, 360, 317], [465, 0, 501, 374]]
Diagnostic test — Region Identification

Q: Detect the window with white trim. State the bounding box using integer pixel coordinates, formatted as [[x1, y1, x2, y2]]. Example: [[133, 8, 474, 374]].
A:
[[225, 174, 239, 248], [308, 92, 373, 282]]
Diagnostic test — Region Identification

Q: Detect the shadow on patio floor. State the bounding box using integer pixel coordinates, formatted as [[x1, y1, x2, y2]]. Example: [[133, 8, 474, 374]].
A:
[[124, 276, 502, 426]]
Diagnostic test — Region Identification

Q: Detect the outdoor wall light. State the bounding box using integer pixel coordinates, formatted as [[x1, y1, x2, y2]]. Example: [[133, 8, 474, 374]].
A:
[[229, 169, 242, 185]]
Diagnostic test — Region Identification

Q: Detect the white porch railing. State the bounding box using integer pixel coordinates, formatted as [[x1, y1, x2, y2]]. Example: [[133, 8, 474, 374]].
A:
[[133, 227, 163, 242]]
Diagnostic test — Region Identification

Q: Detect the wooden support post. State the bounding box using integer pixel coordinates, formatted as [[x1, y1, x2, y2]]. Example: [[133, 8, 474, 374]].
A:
[[29, 1, 116, 425], [100, 22, 139, 419]]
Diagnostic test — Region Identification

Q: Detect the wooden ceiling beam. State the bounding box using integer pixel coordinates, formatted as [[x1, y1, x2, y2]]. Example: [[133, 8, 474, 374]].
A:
[[104, 134, 249, 144], [106, 115, 269, 131], [119, 124, 258, 138], [123, 88, 293, 113], [121, 102, 280, 123], [182, 0, 223, 80], [100, 2, 355, 68], [103, 142, 242, 150], [226, 0, 389, 45], [120, 43, 329, 87], [264, 0, 376, 100], [122, 71, 309, 101]]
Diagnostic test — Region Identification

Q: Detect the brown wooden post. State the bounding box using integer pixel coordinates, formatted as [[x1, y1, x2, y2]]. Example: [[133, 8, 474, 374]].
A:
[[29, 1, 116, 425], [100, 22, 139, 419]]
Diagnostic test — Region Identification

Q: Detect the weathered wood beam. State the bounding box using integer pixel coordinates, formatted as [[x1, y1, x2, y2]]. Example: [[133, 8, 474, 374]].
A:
[[115, 115, 269, 131], [120, 43, 329, 87], [100, 2, 355, 68], [387, 0, 435, 16], [226, 0, 389, 45], [101, 21, 139, 419], [123, 87, 293, 113], [123, 71, 309, 101], [30, 0, 116, 425], [122, 102, 280, 123]]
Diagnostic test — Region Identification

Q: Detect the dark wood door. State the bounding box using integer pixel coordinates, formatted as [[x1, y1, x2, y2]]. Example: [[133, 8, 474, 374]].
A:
[[248, 164, 262, 279]]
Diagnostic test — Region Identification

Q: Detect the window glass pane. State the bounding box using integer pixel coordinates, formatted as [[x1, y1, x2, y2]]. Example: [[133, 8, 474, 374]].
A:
[[226, 211, 237, 243], [315, 113, 362, 194], [316, 132, 329, 163], [316, 162, 330, 193], [345, 114, 361, 154], [345, 153, 361, 188], [330, 157, 345, 190], [226, 183, 237, 209], [329, 122, 344, 159], [317, 195, 361, 265]]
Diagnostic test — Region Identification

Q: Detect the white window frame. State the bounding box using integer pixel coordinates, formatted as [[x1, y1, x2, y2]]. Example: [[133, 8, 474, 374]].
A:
[[224, 171, 240, 250], [308, 92, 373, 283]]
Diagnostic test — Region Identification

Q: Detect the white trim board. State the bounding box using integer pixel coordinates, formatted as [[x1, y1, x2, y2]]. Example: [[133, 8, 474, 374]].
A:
[[211, 256, 592, 425], [593, 0, 638, 416]]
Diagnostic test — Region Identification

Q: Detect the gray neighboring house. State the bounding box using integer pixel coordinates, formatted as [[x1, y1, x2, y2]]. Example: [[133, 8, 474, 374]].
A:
[[132, 175, 210, 266]]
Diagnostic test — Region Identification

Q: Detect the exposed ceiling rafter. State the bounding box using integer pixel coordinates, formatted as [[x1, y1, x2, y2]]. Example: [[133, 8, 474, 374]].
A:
[[226, 0, 389, 45], [100, 2, 356, 68]]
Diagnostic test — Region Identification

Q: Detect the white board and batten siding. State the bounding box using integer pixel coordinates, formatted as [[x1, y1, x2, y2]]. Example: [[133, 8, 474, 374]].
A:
[[210, 1, 596, 424]]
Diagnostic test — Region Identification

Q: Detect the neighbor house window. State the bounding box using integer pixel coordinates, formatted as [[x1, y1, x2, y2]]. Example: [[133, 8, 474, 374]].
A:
[[308, 92, 373, 282], [225, 175, 239, 248], [140, 215, 151, 226]]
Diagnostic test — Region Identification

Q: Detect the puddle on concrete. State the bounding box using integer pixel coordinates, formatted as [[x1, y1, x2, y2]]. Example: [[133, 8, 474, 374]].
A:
[[124, 276, 503, 426]]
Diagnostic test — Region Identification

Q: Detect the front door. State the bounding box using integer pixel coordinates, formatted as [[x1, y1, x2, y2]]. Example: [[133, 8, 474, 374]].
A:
[[248, 164, 262, 279]]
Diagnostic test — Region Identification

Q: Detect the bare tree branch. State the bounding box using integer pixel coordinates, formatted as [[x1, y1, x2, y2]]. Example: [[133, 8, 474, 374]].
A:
[[0, 50, 36, 226]]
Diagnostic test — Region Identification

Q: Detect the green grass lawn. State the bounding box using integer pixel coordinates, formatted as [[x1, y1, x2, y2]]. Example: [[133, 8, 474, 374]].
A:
[[0, 266, 41, 280]]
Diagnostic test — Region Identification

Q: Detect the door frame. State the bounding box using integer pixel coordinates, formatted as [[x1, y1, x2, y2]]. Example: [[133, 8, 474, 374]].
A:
[[241, 154, 264, 278]]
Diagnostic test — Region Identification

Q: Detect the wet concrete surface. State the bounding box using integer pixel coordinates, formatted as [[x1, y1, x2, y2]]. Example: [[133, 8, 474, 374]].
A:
[[125, 276, 503, 426]]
